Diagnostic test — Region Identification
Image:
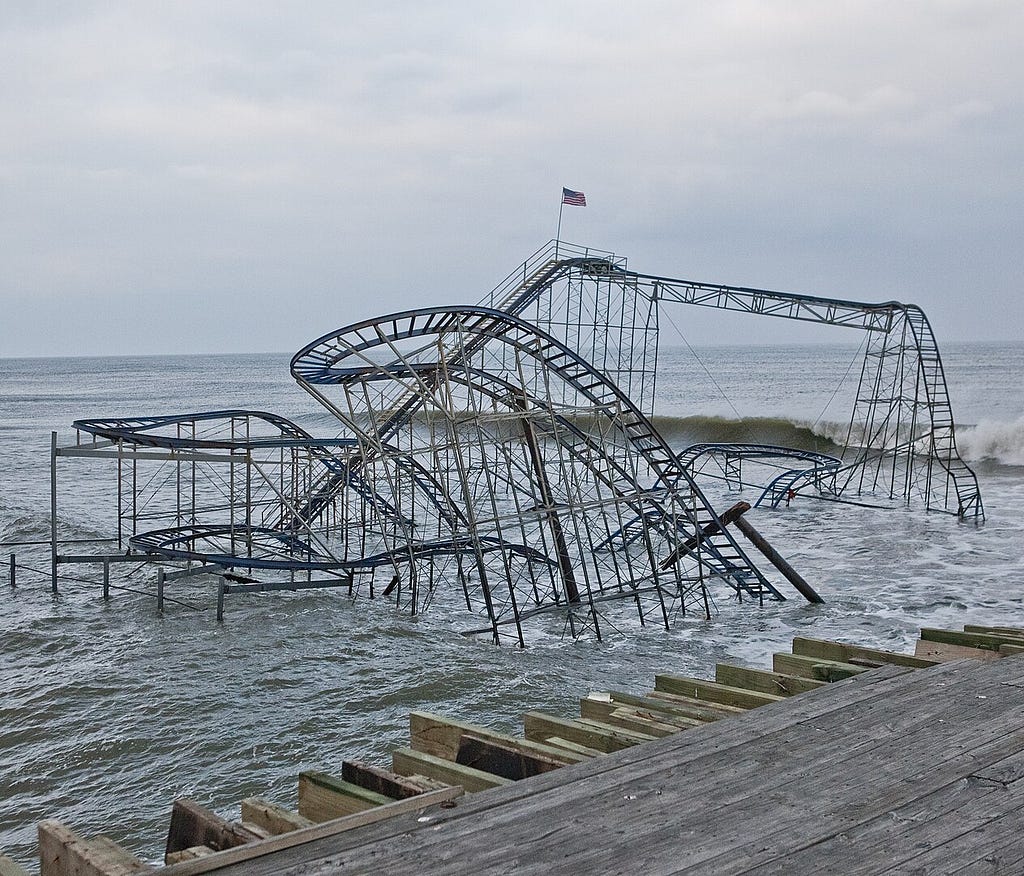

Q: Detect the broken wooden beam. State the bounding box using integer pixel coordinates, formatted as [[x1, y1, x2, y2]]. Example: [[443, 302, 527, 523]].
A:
[[733, 515, 824, 603], [659, 501, 750, 569], [239, 798, 313, 836]]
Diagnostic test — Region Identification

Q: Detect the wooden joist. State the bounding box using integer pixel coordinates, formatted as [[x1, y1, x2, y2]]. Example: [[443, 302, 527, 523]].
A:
[[964, 624, 1024, 637], [642, 690, 747, 719], [792, 636, 937, 668], [714, 663, 826, 697], [579, 697, 693, 736], [920, 627, 1024, 652], [297, 772, 392, 822], [540, 737, 604, 759], [523, 711, 655, 753], [605, 689, 734, 724], [239, 798, 313, 836], [165, 846, 215, 865], [409, 711, 585, 765], [38, 820, 152, 876], [158, 787, 463, 876], [653, 675, 784, 710], [341, 760, 440, 800], [392, 747, 512, 792], [164, 799, 261, 863], [915, 639, 1001, 662], [772, 652, 868, 682], [455, 733, 566, 779]]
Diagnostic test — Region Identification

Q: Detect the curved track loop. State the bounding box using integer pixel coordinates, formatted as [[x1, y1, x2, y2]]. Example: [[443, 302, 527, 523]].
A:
[[293, 306, 781, 644]]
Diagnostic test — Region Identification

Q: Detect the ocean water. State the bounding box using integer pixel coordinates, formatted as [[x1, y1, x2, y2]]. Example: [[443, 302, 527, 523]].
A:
[[1, 341, 1022, 870]]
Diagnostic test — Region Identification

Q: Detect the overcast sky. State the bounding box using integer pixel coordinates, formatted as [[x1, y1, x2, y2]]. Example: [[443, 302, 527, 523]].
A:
[[1, 2, 1021, 357]]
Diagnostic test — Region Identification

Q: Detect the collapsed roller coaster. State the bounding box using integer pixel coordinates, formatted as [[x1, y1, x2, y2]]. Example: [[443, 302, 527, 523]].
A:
[[49, 241, 983, 642]]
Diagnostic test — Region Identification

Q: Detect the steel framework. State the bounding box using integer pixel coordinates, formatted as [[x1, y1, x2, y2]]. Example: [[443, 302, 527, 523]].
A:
[[48, 241, 981, 640]]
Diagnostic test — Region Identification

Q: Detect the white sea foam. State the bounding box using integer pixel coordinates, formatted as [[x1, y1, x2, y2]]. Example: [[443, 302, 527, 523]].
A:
[[957, 416, 1024, 466]]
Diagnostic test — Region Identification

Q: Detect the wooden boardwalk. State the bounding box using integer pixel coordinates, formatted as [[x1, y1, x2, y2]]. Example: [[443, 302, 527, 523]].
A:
[[168, 654, 1024, 875]]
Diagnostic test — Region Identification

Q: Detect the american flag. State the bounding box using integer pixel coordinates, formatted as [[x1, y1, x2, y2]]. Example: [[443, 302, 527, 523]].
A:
[[562, 187, 587, 207]]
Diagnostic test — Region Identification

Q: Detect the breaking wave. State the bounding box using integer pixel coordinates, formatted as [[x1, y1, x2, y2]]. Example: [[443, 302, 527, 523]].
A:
[[650, 415, 844, 453], [957, 417, 1024, 466]]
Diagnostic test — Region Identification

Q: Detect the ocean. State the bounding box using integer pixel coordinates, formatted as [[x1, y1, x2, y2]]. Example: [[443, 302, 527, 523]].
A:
[[1, 341, 1022, 870]]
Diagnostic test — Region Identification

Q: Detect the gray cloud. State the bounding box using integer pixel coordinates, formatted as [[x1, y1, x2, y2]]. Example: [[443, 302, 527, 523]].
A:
[[1, 1, 1021, 356]]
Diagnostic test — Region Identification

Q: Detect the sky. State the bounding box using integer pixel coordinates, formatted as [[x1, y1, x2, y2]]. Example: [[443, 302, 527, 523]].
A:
[[1, 1, 1021, 357]]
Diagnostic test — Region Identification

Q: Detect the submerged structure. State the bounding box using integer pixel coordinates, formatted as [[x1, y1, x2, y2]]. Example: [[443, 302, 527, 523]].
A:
[[51, 242, 983, 641]]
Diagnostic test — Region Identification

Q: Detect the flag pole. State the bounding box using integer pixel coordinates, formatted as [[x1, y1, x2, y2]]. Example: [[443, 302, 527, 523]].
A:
[[555, 192, 564, 259]]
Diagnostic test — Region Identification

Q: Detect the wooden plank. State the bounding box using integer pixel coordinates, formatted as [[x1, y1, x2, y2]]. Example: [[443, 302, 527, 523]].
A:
[[714, 663, 826, 697], [38, 821, 152, 876], [915, 639, 1001, 662], [183, 664, 938, 876], [239, 799, 313, 836], [772, 652, 867, 681], [964, 623, 1024, 636], [641, 690, 747, 719], [522, 711, 654, 753], [606, 690, 733, 724], [541, 737, 604, 759], [579, 697, 692, 736], [921, 627, 1024, 651], [0, 855, 29, 876], [297, 772, 392, 822], [195, 658, 1024, 876], [409, 711, 585, 764], [391, 748, 512, 792], [455, 733, 565, 779], [159, 786, 462, 876], [341, 760, 437, 800], [165, 800, 261, 861], [402, 774, 454, 793], [791, 635, 937, 668], [166, 847, 215, 865], [587, 694, 704, 730], [1000, 643, 1024, 656], [654, 675, 784, 710]]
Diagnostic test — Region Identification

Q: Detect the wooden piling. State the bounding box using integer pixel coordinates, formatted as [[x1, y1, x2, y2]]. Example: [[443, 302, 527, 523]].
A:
[[733, 515, 824, 603]]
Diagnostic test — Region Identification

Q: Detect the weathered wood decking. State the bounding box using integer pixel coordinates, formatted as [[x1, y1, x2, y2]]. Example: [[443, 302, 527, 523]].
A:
[[166, 653, 1024, 874]]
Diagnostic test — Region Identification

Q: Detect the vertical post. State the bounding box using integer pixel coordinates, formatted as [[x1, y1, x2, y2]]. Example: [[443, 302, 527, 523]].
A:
[[216, 578, 225, 623], [102, 558, 110, 599], [156, 568, 165, 613], [50, 431, 58, 594], [9, 553, 15, 588], [555, 195, 564, 258]]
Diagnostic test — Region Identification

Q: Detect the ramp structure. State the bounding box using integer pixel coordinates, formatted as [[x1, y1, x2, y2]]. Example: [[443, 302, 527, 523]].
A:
[[49, 241, 982, 639]]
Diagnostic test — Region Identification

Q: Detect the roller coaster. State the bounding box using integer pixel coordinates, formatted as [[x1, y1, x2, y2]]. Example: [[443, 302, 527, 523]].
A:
[[50, 241, 983, 642]]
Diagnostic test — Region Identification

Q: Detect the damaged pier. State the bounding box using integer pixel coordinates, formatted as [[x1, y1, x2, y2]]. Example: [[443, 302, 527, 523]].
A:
[[20, 624, 1024, 875]]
